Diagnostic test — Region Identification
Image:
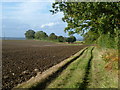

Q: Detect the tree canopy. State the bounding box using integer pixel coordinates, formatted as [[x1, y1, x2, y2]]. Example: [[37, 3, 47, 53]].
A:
[[35, 31, 48, 40], [49, 33, 58, 40], [51, 2, 120, 48], [66, 36, 76, 43], [25, 30, 35, 39], [58, 36, 65, 42]]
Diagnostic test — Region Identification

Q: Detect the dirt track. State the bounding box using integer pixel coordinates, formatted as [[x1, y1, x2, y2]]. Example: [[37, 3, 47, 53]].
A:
[[2, 40, 88, 89]]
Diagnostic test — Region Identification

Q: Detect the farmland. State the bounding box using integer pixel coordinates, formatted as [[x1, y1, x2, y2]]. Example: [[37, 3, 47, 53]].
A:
[[2, 2, 119, 89], [2, 40, 88, 89], [15, 46, 118, 89]]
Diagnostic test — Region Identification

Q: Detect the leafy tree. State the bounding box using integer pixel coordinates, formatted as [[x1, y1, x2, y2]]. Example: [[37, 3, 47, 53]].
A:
[[25, 30, 35, 39], [51, 2, 120, 48], [41, 32, 48, 39], [66, 36, 76, 43], [49, 33, 57, 40], [58, 36, 65, 42], [35, 31, 42, 39], [83, 29, 100, 44], [66, 37, 72, 43], [35, 31, 48, 40], [70, 36, 76, 42]]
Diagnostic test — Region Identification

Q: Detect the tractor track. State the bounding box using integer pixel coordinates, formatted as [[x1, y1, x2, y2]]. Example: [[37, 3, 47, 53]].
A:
[[14, 46, 94, 89], [79, 47, 94, 89], [29, 47, 88, 89], [47, 47, 94, 89]]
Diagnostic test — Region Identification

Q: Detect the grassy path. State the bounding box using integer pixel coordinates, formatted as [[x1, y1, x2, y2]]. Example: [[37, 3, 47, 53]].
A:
[[46, 46, 118, 89], [88, 47, 118, 88], [47, 47, 94, 88]]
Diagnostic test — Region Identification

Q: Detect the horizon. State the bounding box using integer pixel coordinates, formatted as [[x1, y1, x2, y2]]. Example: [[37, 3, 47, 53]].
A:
[[0, 36, 83, 41]]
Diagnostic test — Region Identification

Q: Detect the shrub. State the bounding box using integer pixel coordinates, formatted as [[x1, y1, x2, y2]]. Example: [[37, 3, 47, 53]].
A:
[[97, 34, 116, 48], [25, 30, 35, 39], [35, 31, 48, 40], [66, 36, 76, 43], [49, 33, 57, 40], [58, 36, 65, 42]]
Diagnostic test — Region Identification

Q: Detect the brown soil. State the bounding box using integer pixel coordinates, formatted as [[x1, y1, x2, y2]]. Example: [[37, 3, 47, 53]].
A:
[[2, 40, 88, 89]]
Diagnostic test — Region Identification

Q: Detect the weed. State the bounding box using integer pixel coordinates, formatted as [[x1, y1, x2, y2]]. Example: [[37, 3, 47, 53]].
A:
[[101, 49, 118, 70]]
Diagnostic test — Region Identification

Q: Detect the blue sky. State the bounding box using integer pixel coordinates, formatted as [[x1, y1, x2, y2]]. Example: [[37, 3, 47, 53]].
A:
[[1, 0, 83, 39]]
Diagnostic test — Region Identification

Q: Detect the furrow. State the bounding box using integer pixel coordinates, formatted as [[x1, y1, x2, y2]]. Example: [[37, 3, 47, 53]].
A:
[[14, 47, 88, 89]]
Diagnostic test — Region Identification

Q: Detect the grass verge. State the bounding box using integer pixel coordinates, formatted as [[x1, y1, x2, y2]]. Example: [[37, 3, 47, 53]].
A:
[[34, 39, 84, 46], [88, 47, 118, 88]]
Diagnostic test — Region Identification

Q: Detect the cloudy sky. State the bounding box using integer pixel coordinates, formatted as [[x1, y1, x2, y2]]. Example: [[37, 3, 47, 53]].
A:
[[1, 0, 82, 39]]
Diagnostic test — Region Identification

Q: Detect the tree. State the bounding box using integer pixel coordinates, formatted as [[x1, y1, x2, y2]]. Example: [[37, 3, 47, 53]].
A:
[[25, 30, 35, 39], [51, 2, 120, 48], [35, 31, 48, 40], [49, 33, 57, 40], [58, 36, 65, 42], [66, 36, 76, 43], [66, 37, 72, 43], [83, 29, 100, 44], [42, 32, 48, 39]]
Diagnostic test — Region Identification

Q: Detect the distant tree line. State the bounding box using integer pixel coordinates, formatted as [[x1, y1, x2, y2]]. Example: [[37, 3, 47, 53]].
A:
[[25, 29, 76, 43]]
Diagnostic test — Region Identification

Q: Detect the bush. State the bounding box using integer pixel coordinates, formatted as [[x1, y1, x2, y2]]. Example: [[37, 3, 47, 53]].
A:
[[49, 33, 57, 40], [25, 30, 35, 39], [58, 36, 65, 42], [35, 31, 48, 40], [66, 36, 76, 43], [97, 34, 116, 48]]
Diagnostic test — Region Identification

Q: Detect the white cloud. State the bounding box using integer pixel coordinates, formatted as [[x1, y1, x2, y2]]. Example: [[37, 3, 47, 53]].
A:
[[2, 1, 64, 27], [2, 0, 55, 2], [41, 22, 59, 28], [2, 2, 67, 37], [3, 2, 54, 26]]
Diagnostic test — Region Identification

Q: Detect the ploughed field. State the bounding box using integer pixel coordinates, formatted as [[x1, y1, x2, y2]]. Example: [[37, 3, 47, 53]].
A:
[[2, 40, 87, 89]]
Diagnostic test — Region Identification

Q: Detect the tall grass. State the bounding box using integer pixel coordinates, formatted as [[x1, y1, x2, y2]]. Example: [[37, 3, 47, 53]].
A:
[[97, 34, 117, 49], [88, 47, 118, 88]]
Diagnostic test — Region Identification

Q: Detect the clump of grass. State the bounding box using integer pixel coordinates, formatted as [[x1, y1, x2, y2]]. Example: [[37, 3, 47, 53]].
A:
[[89, 47, 118, 88], [101, 49, 118, 70]]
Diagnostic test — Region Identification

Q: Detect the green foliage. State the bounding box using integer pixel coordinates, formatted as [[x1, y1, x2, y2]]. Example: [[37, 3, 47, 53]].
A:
[[97, 34, 116, 48], [51, 2, 120, 48], [66, 36, 76, 43], [49, 33, 57, 40], [35, 31, 48, 40], [25, 30, 35, 39], [83, 29, 100, 44], [57, 36, 65, 42]]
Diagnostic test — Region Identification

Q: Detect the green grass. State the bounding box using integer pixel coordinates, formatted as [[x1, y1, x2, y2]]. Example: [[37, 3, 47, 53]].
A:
[[88, 47, 118, 88], [34, 39, 85, 46], [75, 41, 85, 44], [34, 39, 59, 43], [47, 47, 93, 88], [47, 46, 118, 88]]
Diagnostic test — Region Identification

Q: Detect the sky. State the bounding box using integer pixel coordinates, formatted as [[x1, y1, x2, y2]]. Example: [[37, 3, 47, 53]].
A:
[[1, 0, 83, 40]]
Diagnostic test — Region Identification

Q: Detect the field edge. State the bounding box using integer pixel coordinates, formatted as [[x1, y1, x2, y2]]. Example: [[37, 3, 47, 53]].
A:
[[13, 47, 88, 89]]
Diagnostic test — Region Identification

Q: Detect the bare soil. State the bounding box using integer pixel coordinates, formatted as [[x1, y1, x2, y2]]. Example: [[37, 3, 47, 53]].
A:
[[2, 40, 88, 89]]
